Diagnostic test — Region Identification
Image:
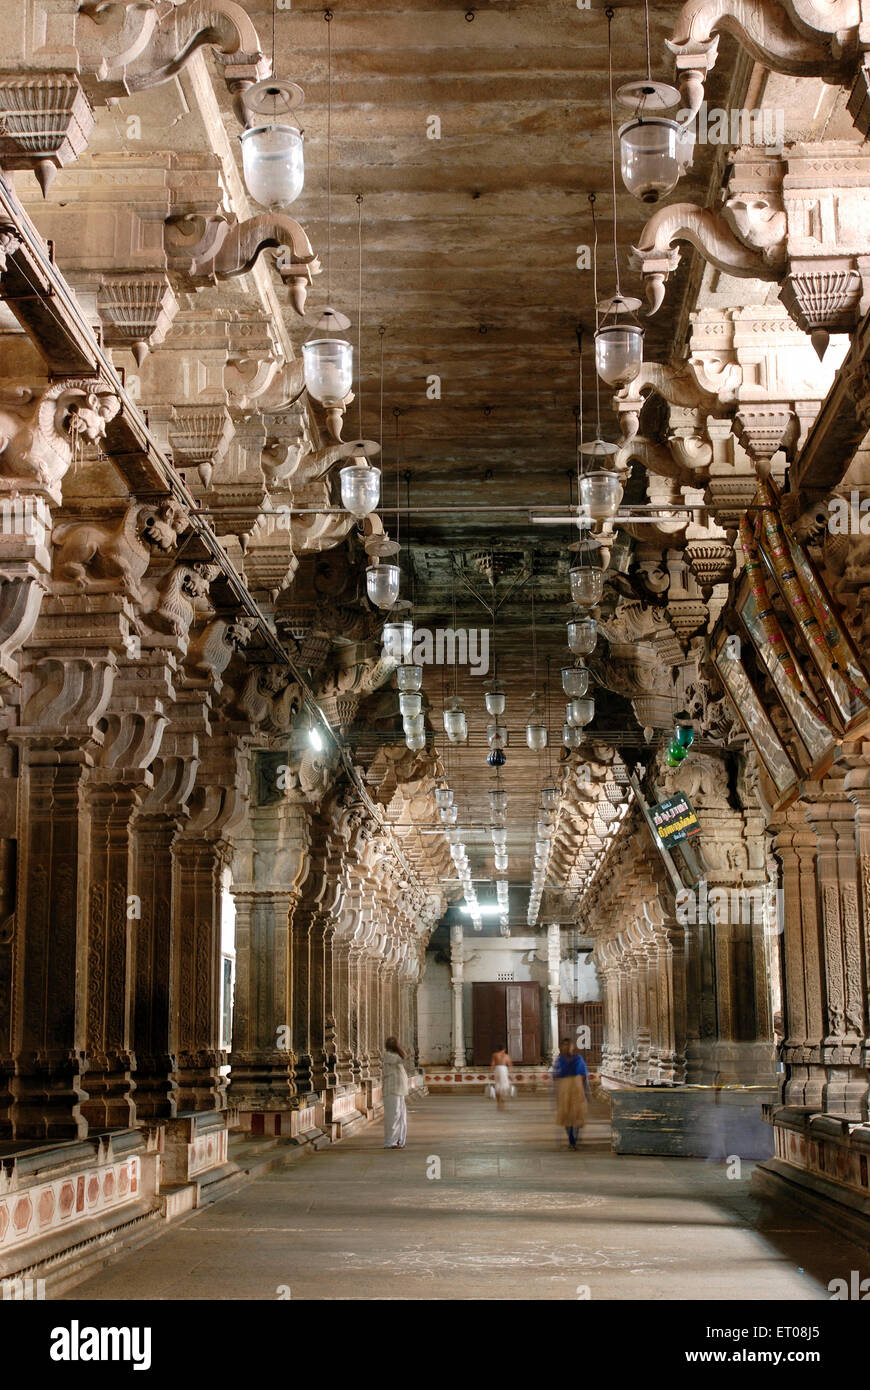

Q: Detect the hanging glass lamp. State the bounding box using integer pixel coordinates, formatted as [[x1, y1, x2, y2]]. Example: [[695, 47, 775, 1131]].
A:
[[526, 718, 548, 752], [303, 308, 353, 406], [569, 564, 605, 608], [443, 698, 467, 744], [399, 691, 422, 718], [594, 296, 644, 388], [240, 79, 305, 209], [383, 619, 413, 663], [567, 618, 597, 656], [579, 470, 623, 521], [366, 562, 400, 609], [568, 696, 595, 727], [562, 665, 591, 698], [396, 663, 423, 692], [619, 115, 694, 204], [484, 680, 505, 717], [435, 785, 454, 808], [674, 709, 695, 748]]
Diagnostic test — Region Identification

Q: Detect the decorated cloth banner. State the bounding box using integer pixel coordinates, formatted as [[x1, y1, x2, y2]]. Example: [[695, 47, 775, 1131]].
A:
[[747, 477, 870, 737]]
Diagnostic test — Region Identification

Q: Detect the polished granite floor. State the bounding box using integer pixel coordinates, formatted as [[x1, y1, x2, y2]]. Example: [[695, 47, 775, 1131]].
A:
[[62, 1094, 869, 1301]]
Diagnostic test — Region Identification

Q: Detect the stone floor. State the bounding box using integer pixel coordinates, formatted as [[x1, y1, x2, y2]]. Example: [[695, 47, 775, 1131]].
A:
[[63, 1095, 869, 1301]]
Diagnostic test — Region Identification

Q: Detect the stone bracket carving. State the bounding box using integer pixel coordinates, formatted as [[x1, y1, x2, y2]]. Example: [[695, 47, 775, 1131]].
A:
[[76, 0, 269, 99], [165, 214, 320, 313], [0, 74, 95, 195], [632, 201, 785, 314], [666, 0, 855, 121], [96, 275, 179, 365]]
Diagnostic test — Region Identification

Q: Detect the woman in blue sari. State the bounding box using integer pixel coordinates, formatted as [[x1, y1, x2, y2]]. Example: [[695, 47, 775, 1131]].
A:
[[552, 1038, 591, 1149]]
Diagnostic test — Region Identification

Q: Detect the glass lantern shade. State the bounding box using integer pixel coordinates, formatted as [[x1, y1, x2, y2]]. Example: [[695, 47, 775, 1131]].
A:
[[674, 710, 695, 748], [240, 123, 304, 208], [569, 566, 605, 608], [485, 687, 506, 717], [579, 470, 623, 521], [568, 696, 595, 727], [595, 322, 644, 388], [563, 723, 584, 748], [396, 663, 423, 692], [494, 853, 508, 870], [541, 788, 559, 810], [526, 720, 548, 751], [562, 665, 591, 698], [567, 618, 597, 655], [440, 804, 458, 824], [383, 620, 413, 663], [490, 788, 508, 814], [619, 117, 693, 204], [406, 732, 426, 752], [444, 702, 467, 743], [492, 827, 507, 847], [339, 462, 381, 517], [398, 691, 422, 718], [402, 714, 424, 737], [487, 722, 507, 749], [435, 786, 454, 808], [303, 337, 353, 406], [366, 563, 400, 609]]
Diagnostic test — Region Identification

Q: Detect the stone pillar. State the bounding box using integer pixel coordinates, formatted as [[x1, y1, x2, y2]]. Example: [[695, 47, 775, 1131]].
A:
[[9, 593, 131, 1140], [330, 934, 357, 1087], [806, 796, 867, 1117], [450, 923, 465, 1070], [546, 921, 560, 1060], [79, 776, 143, 1130]]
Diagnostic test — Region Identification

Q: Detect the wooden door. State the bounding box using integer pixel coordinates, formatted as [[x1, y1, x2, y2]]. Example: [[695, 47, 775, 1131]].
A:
[[506, 985, 523, 1058], [472, 982, 506, 1064], [520, 983, 540, 1062], [473, 982, 541, 1064]]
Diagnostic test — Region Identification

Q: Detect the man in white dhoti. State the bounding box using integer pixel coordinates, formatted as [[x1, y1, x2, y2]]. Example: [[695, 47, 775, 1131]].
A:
[[382, 1036, 409, 1148], [490, 1046, 513, 1110]]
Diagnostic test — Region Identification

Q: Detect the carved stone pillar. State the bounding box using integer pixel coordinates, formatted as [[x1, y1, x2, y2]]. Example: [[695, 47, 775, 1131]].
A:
[[331, 935, 356, 1087], [229, 782, 310, 1114], [8, 592, 130, 1140], [79, 776, 143, 1130], [806, 797, 867, 1117], [170, 732, 249, 1112], [546, 921, 560, 1061], [450, 923, 465, 1070]]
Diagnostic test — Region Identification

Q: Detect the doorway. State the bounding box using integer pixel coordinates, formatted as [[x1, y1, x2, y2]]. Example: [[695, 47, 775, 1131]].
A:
[[472, 982, 541, 1064]]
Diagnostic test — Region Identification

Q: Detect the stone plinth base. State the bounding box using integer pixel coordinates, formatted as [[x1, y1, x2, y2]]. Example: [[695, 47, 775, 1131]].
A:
[[423, 1065, 561, 1095], [0, 1129, 161, 1290], [752, 1106, 870, 1249], [327, 1088, 367, 1139], [608, 1085, 776, 1157], [161, 1111, 241, 1207], [233, 1099, 328, 1147]]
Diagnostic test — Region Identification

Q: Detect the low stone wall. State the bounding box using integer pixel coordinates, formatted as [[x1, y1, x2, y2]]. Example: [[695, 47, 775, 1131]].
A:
[[753, 1106, 870, 1249], [608, 1085, 776, 1158], [423, 1065, 566, 1095]]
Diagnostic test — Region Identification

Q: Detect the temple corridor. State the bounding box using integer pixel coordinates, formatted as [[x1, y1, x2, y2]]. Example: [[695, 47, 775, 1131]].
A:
[[61, 1096, 863, 1303]]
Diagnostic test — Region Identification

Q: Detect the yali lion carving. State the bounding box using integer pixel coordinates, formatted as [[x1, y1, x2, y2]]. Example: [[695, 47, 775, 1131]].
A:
[[0, 379, 121, 499], [52, 498, 190, 601]]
